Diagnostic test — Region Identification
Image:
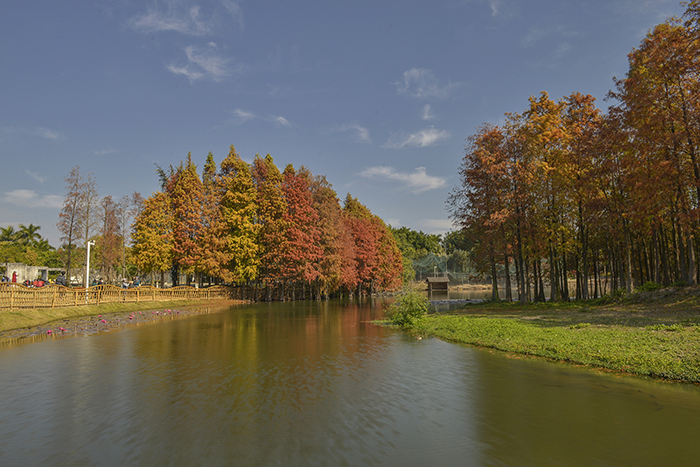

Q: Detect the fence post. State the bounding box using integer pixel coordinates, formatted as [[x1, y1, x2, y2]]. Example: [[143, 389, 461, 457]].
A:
[[52, 286, 56, 308], [10, 287, 14, 310]]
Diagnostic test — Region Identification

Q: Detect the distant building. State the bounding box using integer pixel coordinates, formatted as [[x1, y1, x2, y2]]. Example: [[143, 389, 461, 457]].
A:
[[1, 262, 63, 283], [426, 276, 449, 293]]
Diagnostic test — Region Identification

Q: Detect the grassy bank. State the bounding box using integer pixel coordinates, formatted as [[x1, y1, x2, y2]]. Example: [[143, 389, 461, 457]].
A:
[[0, 299, 239, 333], [406, 287, 700, 383]]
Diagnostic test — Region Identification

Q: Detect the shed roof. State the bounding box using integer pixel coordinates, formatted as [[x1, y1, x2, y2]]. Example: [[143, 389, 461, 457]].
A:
[[426, 277, 450, 283]]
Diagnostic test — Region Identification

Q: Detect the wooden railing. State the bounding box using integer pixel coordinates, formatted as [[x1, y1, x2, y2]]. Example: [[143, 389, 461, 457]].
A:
[[0, 284, 237, 310]]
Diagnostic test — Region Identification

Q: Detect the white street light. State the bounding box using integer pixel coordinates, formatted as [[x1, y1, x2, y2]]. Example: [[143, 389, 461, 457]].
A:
[[85, 240, 95, 303]]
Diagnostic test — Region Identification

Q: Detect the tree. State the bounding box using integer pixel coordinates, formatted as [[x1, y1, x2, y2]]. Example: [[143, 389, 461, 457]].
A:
[[168, 153, 204, 284], [97, 195, 122, 282], [197, 152, 230, 283], [57, 166, 84, 281], [310, 175, 352, 297], [131, 191, 174, 287], [219, 145, 260, 283], [17, 224, 42, 246], [280, 165, 322, 298], [252, 154, 288, 292]]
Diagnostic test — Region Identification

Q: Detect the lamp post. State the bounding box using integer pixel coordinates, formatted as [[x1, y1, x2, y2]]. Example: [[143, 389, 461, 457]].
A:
[[85, 240, 95, 303]]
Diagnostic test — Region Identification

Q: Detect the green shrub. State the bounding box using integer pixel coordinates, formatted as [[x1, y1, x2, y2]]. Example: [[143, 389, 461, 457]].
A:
[[386, 288, 429, 327], [638, 281, 664, 292]]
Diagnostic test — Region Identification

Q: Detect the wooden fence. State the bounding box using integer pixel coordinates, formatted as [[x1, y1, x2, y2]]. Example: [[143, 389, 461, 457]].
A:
[[0, 284, 237, 310]]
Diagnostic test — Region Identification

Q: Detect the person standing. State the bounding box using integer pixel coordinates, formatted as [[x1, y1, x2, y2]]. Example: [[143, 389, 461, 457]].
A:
[[11, 271, 17, 283], [56, 272, 66, 286]]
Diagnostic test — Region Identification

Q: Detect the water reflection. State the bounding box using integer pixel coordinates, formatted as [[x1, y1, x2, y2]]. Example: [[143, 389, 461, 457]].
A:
[[0, 299, 699, 466]]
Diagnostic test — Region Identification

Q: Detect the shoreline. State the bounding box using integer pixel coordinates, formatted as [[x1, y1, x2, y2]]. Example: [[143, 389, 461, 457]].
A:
[[0, 299, 243, 344], [407, 287, 700, 384]]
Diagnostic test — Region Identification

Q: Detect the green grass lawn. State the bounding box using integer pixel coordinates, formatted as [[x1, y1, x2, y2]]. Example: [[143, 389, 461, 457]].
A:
[[0, 299, 238, 333], [407, 287, 700, 383]]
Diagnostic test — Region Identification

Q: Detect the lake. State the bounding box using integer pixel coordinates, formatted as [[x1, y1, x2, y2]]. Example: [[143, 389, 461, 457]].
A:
[[1, 298, 700, 466]]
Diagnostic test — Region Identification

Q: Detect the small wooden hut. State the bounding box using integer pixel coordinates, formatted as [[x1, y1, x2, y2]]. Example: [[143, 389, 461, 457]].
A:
[[426, 276, 449, 293]]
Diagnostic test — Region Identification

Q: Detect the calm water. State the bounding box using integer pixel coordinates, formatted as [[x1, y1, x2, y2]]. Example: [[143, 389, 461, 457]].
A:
[[1, 299, 700, 466]]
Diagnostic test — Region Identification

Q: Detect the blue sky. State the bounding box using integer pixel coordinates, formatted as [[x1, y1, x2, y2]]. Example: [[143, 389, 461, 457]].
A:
[[0, 0, 684, 247]]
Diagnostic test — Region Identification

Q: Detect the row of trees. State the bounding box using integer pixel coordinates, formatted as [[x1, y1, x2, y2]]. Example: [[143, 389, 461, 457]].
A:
[[57, 166, 142, 284], [0, 224, 61, 269], [131, 146, 403, 299], [448, 3, 700, 302]]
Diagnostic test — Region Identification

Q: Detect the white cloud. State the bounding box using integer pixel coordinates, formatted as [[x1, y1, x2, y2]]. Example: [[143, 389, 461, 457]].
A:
[[488, 0, 502, 17], [394, 68, 461, 99], [94, 147, 117, 156], [422, 104, 434, 121], [331, 124, 371, 144], [1, 126, 65, 140], [359, 166, 447, 193], [383, 127, 451, 148], [419, 218, 455, 235], [128, 1, 243, 36], [4, 189, 63, 209], [25, 171, 47, 184], [274, 116, 291, 127], [167, 44, 241, 82], [34, 127, 64, 140], [229, 108, 292, 127], [231, 108, 257, 122]]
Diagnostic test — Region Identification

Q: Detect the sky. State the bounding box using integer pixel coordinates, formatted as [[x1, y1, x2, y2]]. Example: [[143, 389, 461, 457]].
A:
[[0, 0, 686, 248]]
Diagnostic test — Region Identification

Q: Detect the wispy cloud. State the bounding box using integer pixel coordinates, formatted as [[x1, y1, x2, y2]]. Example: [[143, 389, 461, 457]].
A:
[[554, 42, 572, 59], [359, 166, 447, 193], [274, 116, 291, 127], [457, 0, 515, 19], [25, 171, 47, 184], [383, 127, 451, 149], [394, 68, 462, 99], [94, 147, 117, 156], [167, 44, 240, 82], [128, 0, 242, 36], [521, 24, 577, 48], [422, 104, 434, 121], [330, 124, 371, 144], [4, 189, 63, 209], [229, 108, 293, 127], [1, 126, 65, 140]]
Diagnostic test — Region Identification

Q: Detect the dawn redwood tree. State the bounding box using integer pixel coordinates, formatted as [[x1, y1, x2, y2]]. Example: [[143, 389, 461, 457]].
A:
[[169, 153, 204, 285], [310, 175, 350, 298], [280, 165, 322, 299], [447, 123, 511, 301], [373, 216, 404, 291], [219, 145, 260, 284], [611, 18, 700, 286], [197, 152, 230, 284], [131, 191, 174, 287], [562, 92, 603, 299], [343, 194, 381, 295], [252, 154, 288, 295]]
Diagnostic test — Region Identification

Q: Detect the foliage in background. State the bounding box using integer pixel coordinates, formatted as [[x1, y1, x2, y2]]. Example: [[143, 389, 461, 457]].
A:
[[0, 224, 62, 270], [130, 147, 403, 296], [447, 2, 700, 303]]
